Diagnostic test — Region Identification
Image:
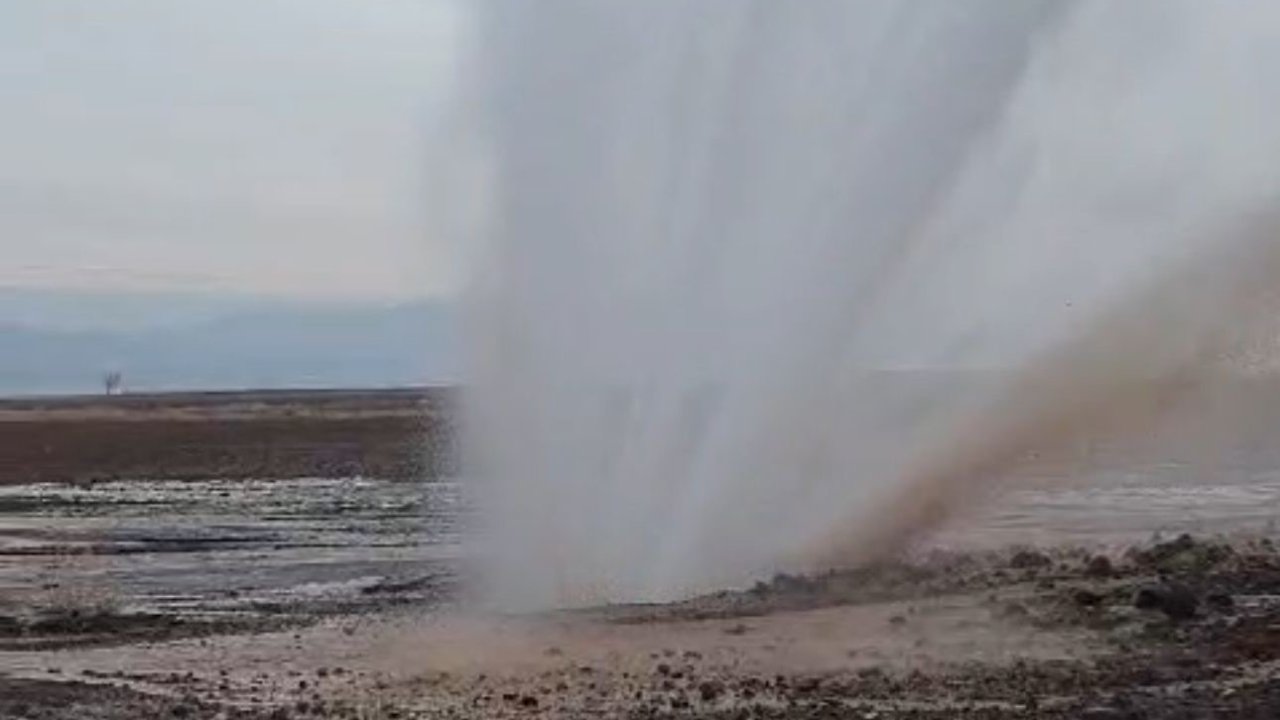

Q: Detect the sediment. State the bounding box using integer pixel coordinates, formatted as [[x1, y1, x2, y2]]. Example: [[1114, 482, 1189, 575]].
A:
[[3, 534, 1279, 719]]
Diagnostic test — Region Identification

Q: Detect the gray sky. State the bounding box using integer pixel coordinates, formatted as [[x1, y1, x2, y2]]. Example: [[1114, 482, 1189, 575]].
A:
[[0, 0, 463, 301]]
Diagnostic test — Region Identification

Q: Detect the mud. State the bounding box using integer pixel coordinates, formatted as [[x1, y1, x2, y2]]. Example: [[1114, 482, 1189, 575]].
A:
[[3, 534, 1279, 718], [3, 389, 1280, 717], [0, 477, 461, 659]]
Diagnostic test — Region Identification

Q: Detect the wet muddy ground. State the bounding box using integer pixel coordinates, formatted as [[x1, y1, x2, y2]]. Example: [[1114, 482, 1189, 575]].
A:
[[4, 535, 1280, 718], [0, 477, 460, 651], [3, 388, 1280, 717]]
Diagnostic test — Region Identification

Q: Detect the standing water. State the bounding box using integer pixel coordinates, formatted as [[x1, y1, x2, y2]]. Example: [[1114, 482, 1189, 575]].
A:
[[456, 1, 1280, 607]]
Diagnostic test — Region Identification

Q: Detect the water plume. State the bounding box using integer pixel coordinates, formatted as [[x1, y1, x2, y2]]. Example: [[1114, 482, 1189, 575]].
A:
[[457, 0, 1280, 608]]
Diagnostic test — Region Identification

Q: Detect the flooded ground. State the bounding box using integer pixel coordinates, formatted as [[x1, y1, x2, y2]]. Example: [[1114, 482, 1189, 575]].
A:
[[2, 460, 1278, 625], [0, 478, 461, 620], [942, 460, 1280, 549], [4, 448, 1280, 625]]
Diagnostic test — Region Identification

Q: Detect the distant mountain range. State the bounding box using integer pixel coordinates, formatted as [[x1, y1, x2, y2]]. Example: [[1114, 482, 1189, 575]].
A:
[[0, 290, 456, 395]]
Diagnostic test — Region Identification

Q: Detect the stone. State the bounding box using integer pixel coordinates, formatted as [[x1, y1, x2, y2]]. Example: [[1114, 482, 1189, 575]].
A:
[[1085, 555, 1114, 578], [1133, 583, 1197, 620], [1010, 549, 1052, 570], [698, 680, 725, 702], [1074, 589, 1105, 608]]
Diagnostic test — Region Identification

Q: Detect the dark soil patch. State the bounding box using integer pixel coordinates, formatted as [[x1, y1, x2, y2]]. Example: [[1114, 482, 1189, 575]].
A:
[[0, 388, 456, 485], [0, 609, 300, 651], [0, 677, 285, 720]]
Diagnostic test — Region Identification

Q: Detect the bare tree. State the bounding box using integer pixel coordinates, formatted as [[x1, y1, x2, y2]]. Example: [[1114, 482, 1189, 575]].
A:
[[103, 371, 123, 396]]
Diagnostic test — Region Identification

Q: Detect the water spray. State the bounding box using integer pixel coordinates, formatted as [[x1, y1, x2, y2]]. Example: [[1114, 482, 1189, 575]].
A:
[[458, 0, 1280, 607]]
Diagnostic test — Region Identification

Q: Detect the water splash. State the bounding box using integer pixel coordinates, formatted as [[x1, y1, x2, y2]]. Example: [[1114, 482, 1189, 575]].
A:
[[458, 0, 1280, 607]]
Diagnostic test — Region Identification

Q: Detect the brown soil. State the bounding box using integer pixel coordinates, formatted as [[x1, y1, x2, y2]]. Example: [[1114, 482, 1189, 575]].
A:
[[0, 388, 456, 484]]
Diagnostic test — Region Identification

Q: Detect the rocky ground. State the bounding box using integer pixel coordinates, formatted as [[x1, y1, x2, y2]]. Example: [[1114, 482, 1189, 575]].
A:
[[3, 533, 1279, 718]]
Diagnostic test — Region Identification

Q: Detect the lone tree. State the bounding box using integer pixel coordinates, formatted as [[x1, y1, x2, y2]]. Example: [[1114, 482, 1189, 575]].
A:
[[103, 371, 123, 396]]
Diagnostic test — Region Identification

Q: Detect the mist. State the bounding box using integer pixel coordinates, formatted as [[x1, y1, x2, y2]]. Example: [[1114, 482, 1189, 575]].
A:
[[457, 1, 1280, 607]]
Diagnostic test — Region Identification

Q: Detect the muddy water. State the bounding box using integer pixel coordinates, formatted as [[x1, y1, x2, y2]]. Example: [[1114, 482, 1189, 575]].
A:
[[0, 478, 461, 616], [3, 463, 1277, 616], [938, 381, 1280, 549], [940, 460, 1280, 550]]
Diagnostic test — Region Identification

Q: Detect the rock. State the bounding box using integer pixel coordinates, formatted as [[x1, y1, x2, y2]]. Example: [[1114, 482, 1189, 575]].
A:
[[1134, 583, 1198, 620], [519, 695, 539, 708], [771, 573, 817, 594], [698, 680, 725, 702], [0, 615, 23, 636], [1074, 589, 1105, 608], [1133, 586, 1161, 610], [656, 663, 672, 676], [1000, 602, 1030, 619], [1010, 549, 1052, 570], [1157, 533, 1197, 555], [724, 623, 750, 636], [1135, 534, 1233, 574], [888, 615, 907, 627], [1206, 592, 1235, 612], [795, 676, 823, 694], [1085, 555, 1114, 578]]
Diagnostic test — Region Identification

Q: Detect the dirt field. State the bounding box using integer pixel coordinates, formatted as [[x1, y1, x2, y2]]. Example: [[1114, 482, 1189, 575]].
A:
[[0, 388, 456, 484]]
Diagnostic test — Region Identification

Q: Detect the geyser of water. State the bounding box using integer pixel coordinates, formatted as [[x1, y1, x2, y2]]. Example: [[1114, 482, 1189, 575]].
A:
[[457, 0, 1280, 608]]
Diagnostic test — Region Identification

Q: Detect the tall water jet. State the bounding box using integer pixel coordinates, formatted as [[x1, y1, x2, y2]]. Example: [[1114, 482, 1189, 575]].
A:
[[459, 0, 1280, 608]]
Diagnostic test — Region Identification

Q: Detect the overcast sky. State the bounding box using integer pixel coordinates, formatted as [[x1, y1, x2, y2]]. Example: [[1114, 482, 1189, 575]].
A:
[[0, 0, 463, 301]]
